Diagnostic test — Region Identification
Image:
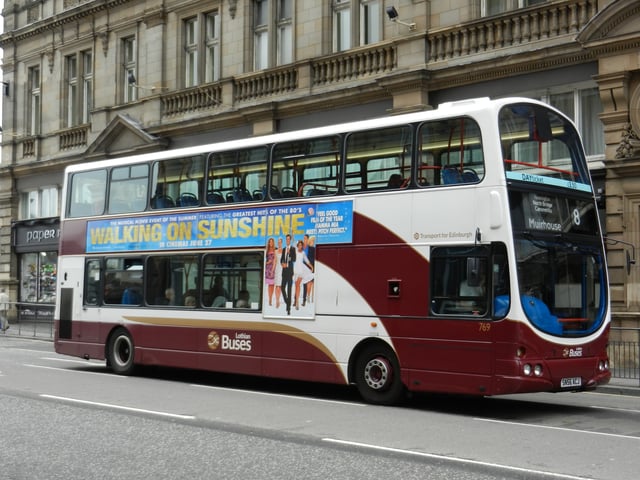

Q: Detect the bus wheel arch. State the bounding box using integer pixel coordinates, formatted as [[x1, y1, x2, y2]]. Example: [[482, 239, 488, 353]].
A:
[[106, 327, 136, 375], [349, 340, 405, 405]]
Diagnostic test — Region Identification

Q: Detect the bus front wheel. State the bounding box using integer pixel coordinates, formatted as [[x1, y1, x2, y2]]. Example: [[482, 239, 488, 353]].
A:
[[354, 343, 404, 405], [107, 328, 136, 375]]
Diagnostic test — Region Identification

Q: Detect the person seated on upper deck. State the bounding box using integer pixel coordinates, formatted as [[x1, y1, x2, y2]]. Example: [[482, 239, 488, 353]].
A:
[[387, 174, 404, 189]]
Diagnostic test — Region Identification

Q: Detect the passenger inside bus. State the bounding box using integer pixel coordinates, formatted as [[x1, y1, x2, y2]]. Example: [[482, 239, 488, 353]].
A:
[[236, 290, 251, 308], [387, 174, 404, 189], [210, 276, 229, 307]]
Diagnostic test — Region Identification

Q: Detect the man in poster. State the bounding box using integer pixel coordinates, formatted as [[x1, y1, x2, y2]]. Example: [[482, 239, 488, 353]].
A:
[[280, 234, 296, 315]]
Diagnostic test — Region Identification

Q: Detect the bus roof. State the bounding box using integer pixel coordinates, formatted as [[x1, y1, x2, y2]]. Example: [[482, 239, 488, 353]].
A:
[[64, 96, 554, 174]]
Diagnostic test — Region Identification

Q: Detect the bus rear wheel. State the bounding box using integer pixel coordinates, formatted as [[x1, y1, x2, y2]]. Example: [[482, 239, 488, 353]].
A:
[[355, 343, 404, 405], [107, 328, 136, 375]]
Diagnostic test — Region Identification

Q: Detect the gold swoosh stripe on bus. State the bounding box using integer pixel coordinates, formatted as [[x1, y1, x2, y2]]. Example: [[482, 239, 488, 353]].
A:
[[122, 316, 342, 372]]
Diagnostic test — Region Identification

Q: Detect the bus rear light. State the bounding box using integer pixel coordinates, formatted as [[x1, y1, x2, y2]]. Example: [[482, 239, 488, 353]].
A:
[[534, 364, 543, 377], [523, 364, 532, 376], [516, 347, 526, 358], [598, 360, 609, 372]]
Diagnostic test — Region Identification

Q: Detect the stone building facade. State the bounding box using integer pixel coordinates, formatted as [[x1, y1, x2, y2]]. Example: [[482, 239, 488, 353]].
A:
[[0, 0, 638, 332]]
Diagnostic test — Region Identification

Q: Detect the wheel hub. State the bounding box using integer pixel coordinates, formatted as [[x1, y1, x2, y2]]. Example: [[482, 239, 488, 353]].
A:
[[364, 357, 391, 390]]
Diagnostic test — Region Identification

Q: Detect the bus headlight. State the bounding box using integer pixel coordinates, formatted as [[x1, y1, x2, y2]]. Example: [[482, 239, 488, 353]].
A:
[[523, 364, 532, 376], [534, 364, 543, 377]]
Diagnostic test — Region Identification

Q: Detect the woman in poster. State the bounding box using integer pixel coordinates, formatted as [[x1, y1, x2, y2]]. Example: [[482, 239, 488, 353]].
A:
[[293, 240, 314, 310], [273, 237, 284, 308], [265, 238, 277, 306]]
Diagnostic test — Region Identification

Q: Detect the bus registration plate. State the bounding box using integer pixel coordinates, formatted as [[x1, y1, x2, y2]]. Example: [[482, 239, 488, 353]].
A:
[[560, 377, 582, 388]]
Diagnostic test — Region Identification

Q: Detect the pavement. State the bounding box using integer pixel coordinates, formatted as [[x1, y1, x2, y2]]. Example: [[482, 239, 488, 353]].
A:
[[3, 319, 639, 396]]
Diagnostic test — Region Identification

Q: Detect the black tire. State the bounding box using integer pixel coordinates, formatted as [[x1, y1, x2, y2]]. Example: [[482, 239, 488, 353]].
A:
[[354, 343, 405, 405], [107, 328, 136, 375]]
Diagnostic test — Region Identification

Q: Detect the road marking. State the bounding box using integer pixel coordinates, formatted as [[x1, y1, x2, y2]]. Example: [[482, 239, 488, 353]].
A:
[[475, 417, 640, 441], [40, 394, 196, 420], [190, 383, 365, 407], [24, 364, 124, 377], [590, 405, 640, 414], [322, 438, 591, 480], [41, 356, 104, 365]]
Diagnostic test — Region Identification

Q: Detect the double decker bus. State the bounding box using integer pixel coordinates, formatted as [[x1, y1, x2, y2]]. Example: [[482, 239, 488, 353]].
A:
[[54, 97, 610, 404]]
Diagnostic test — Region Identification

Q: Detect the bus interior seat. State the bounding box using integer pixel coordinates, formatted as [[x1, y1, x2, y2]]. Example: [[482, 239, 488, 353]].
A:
[[442, 167, 479, 185], [178, 193, 199, 207], [253, 190, 264, 200], [206, 191, 225, 204], [152, 195, 175, 208], [233, 188, 252, 202], [263, 185, 282, 199], [281, 187, 297, 198]]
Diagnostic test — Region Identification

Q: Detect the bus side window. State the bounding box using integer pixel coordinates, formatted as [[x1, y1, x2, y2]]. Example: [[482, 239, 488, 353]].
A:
[[419, 118, 484, 187], [109, 164, 149, 214], [68, 169, 107, 217], [208, 147, 267, 204], [84, 259, 102, 306], [344, 126, 412, 193], [431, 247, 488, 317], [203, 252, 262, 309], [103, 257, 143, 305]]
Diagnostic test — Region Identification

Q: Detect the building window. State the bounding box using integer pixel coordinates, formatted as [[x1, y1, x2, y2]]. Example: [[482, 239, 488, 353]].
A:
[[333, 0, 352, 52], [82, 51, 93, 123], [360, 0, 381, 45], [483, 0, 547, 16], [65, 51, 93, 127], [27, 66, 41, 135], [122, 36, 137, 102], [185, 17, 198, 87], [276, 0, 293, 65], [20, 187, 59, 220], [254, 0, 270, 70], [253, 0, 293, 70], [546, 87, 604, 158], [183, 11, 220, 87], [205, 12, 221, 82], [333, 0, 380, 52]]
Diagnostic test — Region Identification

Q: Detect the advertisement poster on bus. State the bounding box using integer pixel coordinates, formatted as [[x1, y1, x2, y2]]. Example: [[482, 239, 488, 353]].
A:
[[85, 200, 353, 320]]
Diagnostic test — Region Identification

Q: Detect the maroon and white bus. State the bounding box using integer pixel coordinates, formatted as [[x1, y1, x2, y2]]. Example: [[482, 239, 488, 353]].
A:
[[55, 97, 610, 404]]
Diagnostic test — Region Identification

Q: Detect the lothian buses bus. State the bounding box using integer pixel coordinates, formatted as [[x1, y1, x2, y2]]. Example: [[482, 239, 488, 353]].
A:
[[54, 97, 610, 404]]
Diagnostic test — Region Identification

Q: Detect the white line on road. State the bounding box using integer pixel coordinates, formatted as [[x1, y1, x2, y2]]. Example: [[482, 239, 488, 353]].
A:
[[475, 417, 640, 441], [40, 394, 196, 420], [190, 383, 365, 406], [41, 356, 104, 365], [589, 405, 640, 414], [322, 438, 592, 480], [24, 364, 124, 377]]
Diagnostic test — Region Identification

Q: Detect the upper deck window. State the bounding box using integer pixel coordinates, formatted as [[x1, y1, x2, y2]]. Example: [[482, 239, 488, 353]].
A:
[[68, 169, 107, 217], [499, 104, 591, 192], [151, 156, 205, 209], [418, 117, 484, 186], [108, 164, 149, 214], [207, 147, 268, 203], [272, 136, 341, 198], [344, 126, 411, 192]]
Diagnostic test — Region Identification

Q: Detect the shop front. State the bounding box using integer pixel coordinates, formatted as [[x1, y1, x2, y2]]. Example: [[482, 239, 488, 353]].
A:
[[11, 218, 59, 321]]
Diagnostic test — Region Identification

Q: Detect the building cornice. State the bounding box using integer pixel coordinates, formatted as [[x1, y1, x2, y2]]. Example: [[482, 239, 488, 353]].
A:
[[0, 0, 133, 47]]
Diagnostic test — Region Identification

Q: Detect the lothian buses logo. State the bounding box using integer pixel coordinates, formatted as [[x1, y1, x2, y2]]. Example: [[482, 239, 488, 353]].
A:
[[207, 331, 221, 350], [207, 331, 253, 352]]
